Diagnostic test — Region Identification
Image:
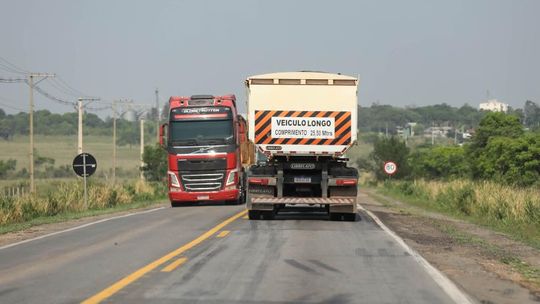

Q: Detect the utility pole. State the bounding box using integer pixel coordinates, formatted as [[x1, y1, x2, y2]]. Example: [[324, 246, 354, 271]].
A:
[[112, 101, 117, 184], [385, 122, 388, 138], [155, 88, 159, 143], [28, 73, 55, 193], [140, 119, 145, 181], [454, 123, 458, 145], [77, 97, 100, 154], [431, 121, 435, 146]]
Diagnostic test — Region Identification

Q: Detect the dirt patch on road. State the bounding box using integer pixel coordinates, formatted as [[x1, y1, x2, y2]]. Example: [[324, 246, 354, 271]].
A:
[[360, 190, 540, 304]]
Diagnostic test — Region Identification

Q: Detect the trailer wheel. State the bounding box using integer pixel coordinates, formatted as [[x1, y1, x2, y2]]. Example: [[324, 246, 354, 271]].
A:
[[329, 213, 341, 221], [248, 210, 261, 220], [344, 213, 357, 222], [261, 211, 275, 220]]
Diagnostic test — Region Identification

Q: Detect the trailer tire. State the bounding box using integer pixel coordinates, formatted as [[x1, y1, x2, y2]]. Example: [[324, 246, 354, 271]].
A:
[[261, 210, 275, 220], [344, 213, 357, 222], [330, 213, 357, 221], [248, 210, 261, 220]]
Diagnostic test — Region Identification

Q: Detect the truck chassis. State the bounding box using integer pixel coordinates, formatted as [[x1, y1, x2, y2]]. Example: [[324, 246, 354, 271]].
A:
[[246, 156, 358, 221]]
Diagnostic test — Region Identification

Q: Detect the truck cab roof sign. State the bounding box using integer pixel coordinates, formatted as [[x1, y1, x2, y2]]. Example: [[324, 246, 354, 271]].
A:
[[171, 106, 232, 120]]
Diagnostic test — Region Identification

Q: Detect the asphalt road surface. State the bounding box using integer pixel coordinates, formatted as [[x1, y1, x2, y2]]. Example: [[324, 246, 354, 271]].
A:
[[0, 203, 465, 304]]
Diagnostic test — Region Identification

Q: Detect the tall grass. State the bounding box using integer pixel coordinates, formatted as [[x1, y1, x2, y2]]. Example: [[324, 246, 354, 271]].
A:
[[0, 180, 163, 226], [382, 179, 540, 247], [385, 180, 540, 224]]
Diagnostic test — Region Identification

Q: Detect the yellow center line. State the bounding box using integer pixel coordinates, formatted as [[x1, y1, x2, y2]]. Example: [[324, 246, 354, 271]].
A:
[[161, 257, 188, 272], [81, 209, 247, 304], [216, 230, 230, 238], [242, 215, 248, 219]]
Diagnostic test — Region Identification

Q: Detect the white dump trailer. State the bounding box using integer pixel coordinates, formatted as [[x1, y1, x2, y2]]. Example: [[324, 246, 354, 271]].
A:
[[245, 71, 359, 221]]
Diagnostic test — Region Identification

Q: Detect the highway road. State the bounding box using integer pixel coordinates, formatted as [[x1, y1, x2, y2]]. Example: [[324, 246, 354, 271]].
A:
[[0, 201, 468, 304]]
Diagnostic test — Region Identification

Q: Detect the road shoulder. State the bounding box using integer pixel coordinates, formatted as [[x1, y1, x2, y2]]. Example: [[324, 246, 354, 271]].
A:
[[0, 201, 168, 248], [359, 188, 540, 304]]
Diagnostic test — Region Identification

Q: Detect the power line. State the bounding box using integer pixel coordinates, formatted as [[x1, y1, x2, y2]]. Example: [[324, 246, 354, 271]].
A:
[[43, 78, 81, 98], [56, 76, 88, 97], [32, 83, 76, 106], [0, 99, 26, 112], [0, 77, 26, 83], [86, 104, 111, 111], [0, 56, 29, 74]]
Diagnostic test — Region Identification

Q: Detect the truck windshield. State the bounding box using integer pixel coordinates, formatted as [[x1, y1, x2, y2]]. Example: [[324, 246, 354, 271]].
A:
[[169, 119, 234, 146]]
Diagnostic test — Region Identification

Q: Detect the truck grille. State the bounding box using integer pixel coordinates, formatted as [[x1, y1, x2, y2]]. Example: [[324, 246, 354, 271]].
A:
[[180, 172, 225, 192]]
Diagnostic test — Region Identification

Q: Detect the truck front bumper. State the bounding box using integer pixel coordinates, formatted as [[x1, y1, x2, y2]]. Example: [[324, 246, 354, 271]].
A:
[[169, 188, 239, 203]]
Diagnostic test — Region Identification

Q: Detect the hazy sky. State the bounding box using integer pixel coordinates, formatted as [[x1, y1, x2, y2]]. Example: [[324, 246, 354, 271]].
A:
[[1, 0, 539, 115]]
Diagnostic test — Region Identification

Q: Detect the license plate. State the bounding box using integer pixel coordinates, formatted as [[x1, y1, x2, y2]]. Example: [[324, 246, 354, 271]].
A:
[[294, 177, 311, 183], [197, 195, 209, 200]]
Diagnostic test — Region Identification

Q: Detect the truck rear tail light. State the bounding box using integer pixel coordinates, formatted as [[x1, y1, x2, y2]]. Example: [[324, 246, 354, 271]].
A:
[[226, 170, 237, 186], [248, 177, 269, 185], [168, 171, 181, 188], [335, 178, 357, 186]]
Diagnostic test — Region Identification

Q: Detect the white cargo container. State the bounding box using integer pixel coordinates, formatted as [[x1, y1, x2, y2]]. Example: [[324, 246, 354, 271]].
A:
[[245, 72, 359, 221]]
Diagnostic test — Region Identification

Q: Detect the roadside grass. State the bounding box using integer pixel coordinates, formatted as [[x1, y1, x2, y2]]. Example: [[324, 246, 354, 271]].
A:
[[0, 180, 167, 233], [0, 198, 166, 235], [375, 180, 540, 250]]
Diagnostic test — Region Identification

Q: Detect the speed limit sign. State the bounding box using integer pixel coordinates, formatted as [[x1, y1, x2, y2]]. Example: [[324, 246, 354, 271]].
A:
[[384, 161, 398, 175]]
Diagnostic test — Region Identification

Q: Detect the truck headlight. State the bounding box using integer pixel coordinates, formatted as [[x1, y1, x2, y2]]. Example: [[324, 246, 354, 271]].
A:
[[226, 170, 237, 186], [168, 171, 181, 188]]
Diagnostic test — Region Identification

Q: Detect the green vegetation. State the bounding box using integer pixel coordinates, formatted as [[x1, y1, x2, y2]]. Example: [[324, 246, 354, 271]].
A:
[[357, 100, 540, 134], [0, 108, 158, 147], [141, 144, 168, 181], [380, 180, 540, 249], [359, 110, 539, 251], [362, 112, 540, 187], [0, 180, 166, 229]]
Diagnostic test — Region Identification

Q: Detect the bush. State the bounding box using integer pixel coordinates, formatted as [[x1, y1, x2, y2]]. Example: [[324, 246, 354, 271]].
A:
[[370, 136, 410, 180], [410, 145, 470, 179], [142, 144, 168, 181]]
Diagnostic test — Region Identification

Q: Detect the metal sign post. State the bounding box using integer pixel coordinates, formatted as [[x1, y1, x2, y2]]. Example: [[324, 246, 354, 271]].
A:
[[73, 153, 97, 210]]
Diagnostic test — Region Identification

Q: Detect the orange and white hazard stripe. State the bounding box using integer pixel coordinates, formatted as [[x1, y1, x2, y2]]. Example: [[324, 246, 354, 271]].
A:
[[254, 110, 352, 145]]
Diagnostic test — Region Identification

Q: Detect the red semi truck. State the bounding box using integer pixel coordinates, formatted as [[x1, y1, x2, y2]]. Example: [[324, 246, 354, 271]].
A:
[[160, 94, 253, 206]]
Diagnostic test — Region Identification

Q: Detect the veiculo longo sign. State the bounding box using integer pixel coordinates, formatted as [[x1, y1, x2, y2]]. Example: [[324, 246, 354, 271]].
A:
[[271, 116, 335, 139]]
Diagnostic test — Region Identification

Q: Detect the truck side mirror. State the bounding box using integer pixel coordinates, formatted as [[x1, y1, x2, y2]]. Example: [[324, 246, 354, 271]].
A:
[[159, 123, 168, 148]]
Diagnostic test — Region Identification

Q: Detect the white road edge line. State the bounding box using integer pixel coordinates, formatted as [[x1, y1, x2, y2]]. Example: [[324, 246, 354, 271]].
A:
[[357, 204, 475, 304], [0, 207, 166, 251]]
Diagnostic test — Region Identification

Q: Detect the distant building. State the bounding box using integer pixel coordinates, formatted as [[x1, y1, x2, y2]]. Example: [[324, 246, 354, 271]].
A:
[[424, 126, 453, 137], [479, 99, 508, 112]]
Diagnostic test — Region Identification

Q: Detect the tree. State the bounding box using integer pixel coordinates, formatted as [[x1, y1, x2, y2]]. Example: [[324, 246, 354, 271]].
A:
[[370, 136, 410, 180], [410, 146, 470, 179], [142, 144, 167, 181], [469, 112, 523, 151], [475, 133, 540, 186], [0, 159, 16, 178], [524, 100, 540, 130]]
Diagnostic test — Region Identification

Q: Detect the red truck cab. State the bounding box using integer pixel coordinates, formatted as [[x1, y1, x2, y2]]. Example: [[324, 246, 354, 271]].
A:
[[160, 94, 247, 206]]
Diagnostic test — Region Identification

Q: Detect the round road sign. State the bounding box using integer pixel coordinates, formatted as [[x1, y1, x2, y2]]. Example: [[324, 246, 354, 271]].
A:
[[383, 161, 398, 175], [72, 153, 97, 177]]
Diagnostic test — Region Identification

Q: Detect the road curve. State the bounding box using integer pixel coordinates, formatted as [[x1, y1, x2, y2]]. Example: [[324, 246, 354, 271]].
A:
[[0, 203, 459, 304]]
